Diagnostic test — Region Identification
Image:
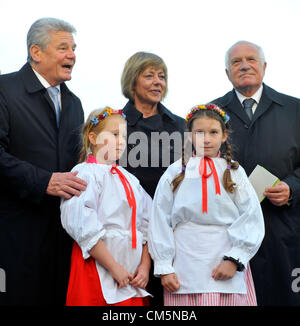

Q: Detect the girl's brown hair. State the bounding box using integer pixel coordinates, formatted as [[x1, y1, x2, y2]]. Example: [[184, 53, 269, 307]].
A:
[[172, 106, 239, 193]]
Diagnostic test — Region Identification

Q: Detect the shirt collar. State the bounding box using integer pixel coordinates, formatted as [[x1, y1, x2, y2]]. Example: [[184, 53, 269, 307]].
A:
[[235, 84, 263, 105], [31, 67, 60, 92]]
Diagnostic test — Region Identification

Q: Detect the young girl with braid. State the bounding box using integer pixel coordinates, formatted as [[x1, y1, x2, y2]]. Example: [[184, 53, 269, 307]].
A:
[[148, 104, 265, 306], [60, 107, 152, 306]]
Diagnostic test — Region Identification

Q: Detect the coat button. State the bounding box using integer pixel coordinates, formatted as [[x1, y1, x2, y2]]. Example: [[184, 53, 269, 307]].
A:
[[244, 124, 249, 129]]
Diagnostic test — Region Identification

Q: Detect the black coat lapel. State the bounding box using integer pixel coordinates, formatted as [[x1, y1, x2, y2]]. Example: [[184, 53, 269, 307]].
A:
[[252, 84, 284, 124], [252, 85, 273, 124], [219, 90, 250, 125], [21, 63, 56, 113]]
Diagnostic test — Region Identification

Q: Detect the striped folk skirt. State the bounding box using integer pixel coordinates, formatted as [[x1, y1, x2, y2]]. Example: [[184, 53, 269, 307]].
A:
[[164, 264, 257, 306]]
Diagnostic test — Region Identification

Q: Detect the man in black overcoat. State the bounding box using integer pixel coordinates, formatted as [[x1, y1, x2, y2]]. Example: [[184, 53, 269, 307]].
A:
[[0, 18, 87, 305], [213, 40, 300, 305]]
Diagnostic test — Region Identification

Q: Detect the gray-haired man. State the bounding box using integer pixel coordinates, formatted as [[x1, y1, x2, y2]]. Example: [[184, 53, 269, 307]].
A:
[[0, 17, 86, 305], [213, 41, 300, 306]]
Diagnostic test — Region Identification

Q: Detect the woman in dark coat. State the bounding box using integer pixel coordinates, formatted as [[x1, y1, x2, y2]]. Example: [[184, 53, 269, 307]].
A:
[[120, 52, 185, 305]]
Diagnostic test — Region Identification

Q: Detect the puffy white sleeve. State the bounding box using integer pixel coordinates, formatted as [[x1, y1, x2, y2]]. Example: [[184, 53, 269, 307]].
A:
[[224, 166, 265, 267], [148, 170, 176, 276], [60, 165, 104, 259], [138, 186, 152, 244]]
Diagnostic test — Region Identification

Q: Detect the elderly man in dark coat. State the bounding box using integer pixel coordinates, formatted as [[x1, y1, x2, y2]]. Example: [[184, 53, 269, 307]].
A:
[[0, 18, 86, 305], [213, 40, 300, 306]]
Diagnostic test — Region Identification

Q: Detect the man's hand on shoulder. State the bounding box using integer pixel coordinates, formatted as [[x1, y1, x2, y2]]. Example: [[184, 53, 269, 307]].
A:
[[46, 171, 87, 199]]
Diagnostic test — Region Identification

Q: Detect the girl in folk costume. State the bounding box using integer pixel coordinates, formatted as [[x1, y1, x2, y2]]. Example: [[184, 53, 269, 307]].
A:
[[60, 107, 152, 306], [148, 104, 265, 306]]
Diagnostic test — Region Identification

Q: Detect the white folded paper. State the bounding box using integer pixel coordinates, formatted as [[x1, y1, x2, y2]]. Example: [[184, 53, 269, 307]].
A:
[[249, 165, 280, 202]]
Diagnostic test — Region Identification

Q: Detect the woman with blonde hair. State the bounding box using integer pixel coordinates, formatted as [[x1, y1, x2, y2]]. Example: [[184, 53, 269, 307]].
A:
[[121, 51, 185, 197], [120, 51, 185, 304]]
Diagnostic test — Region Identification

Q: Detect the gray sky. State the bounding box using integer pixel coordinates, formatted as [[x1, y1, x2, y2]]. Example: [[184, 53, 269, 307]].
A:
[[1, 0, 299, 118]]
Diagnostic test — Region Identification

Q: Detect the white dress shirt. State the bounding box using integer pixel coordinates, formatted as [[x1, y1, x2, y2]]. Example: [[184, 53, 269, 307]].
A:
[[235, 84, 263, 114], [60, 162, 152, 304], [148, 157, 265, 294], [31, 67, 61, 109]]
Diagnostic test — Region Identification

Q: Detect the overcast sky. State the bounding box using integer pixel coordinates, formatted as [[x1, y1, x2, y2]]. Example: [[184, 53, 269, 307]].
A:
[[1, 0, 299, 118]]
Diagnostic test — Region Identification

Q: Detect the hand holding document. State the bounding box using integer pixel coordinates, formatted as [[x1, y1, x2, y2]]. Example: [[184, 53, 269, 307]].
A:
[[249, 165, 280, 202]]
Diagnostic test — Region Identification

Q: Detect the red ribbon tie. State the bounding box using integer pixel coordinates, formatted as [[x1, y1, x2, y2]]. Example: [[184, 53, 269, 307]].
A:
[[199, 157, 221, 213], [111, 166, 137, 249]]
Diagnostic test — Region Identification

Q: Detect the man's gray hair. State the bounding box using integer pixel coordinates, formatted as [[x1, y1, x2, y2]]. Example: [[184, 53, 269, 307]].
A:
[[225, 40, 266, 69], [27, 17, 76, 62]]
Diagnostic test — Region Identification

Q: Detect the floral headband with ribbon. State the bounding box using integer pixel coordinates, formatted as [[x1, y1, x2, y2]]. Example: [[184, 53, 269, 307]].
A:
[[89, 107, 126, 130], [185, 104, 230, 124]]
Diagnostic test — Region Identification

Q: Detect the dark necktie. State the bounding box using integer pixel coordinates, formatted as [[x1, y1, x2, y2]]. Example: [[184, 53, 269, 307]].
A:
[[243, 98, 256, 120]]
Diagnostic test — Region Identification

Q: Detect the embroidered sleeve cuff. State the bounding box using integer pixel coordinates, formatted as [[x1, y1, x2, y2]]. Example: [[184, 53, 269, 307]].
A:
[[153, 260, 175, 277], [80, 230, 106, 260], [223, 247, 248, 270], [223, 256, 245, 272]]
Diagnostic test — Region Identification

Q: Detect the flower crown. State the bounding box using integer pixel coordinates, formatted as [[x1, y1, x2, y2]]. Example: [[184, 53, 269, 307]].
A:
[[89, 107, 126, 130], [185, 104, 230, 124]]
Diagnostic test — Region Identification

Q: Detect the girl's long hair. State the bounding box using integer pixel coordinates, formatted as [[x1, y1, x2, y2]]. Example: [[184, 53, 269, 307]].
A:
[[79, 108, 111, 163], [172, 108, 239, 193]]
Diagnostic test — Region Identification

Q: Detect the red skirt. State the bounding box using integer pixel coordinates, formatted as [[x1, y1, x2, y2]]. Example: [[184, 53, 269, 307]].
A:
[[66, 242, 149, 306]]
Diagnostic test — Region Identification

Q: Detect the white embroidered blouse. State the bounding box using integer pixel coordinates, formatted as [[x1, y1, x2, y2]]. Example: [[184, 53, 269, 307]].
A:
[[148, 157, 265, 294], [60, 161, 152, 304]]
